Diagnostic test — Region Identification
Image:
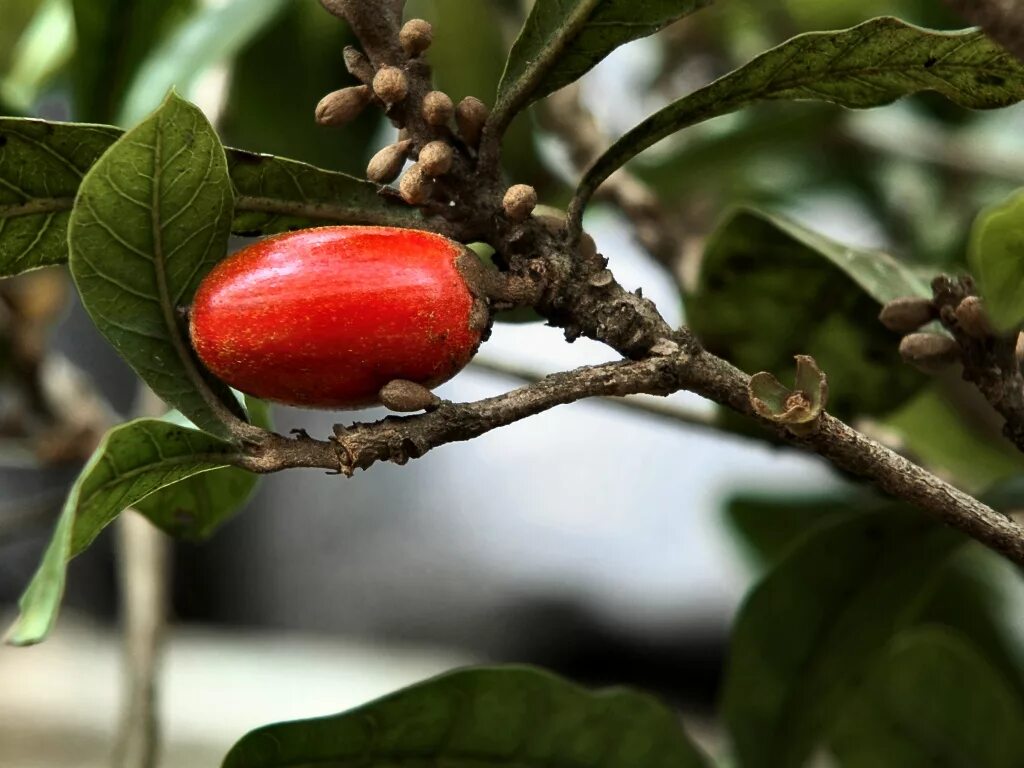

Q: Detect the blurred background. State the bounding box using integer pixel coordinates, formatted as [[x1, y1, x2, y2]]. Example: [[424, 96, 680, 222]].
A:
[[3, 0, 1024, 765]]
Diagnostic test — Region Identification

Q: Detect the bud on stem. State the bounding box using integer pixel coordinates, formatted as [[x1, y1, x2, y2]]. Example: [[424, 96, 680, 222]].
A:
[[422, 91, 454, 126], [367, 139, 413, 184], [455, 96, 488, 148], [315, 85, 372, 126], [878, 296, 935, 334], [899, 332, 960, 372], [418, 141, 454, 176]]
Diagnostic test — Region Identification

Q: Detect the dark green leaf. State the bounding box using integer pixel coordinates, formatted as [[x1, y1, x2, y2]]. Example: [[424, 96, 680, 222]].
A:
[[71, 0, 195, 122], [136, 397, 271, 540], [968, 187, 1024, 332], [0, 119, 120, 276], [831, 627, 1024, 768], [5, 418, 244, 646], [572, 17, 1024, 221], [68, 91, 241, 438], [687, 207, 928, 420], [721, 512, 962, 768], [0, 116, 422, 276], [223, 665, 710, 768], [492, 0, 711, 133], [119, 0, 288, 126]]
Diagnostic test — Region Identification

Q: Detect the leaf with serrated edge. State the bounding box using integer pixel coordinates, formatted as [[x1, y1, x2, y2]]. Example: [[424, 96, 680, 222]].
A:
[[68, 91, 242, 437], [572, 17, 1024, 222], [223, 665, 710, 768], [136, 396, 270, 540], [5, 418, 244, 646], [493, 0, 710, 133], [721, 512, 962, 768], [0, 117, 422, 277], [968, 187, 1024, 332], [831, 627, 1024, 768]]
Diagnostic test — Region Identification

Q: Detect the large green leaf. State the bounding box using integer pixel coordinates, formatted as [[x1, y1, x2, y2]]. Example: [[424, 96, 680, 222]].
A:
[[687, 207, 929, 421], [830, 627, 1024, 768], [136, 397, 270, 540], [5, 418, 245, 646], [0, 116, 422, 277], [119, 0, 288, 126], [572, 17, 1024, 221], [968, 187, 1024, 332], [68, 92, 243, 438], [223, 665, 710, 768], [71, 0, 195, 123], [721, 512, 962, 768], [0, 119, 120, 275], [492, 0, 711, 133]]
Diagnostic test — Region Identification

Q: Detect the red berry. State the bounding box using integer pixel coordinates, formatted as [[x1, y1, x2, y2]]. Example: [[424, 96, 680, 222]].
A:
[[189, 226, 489, 409]]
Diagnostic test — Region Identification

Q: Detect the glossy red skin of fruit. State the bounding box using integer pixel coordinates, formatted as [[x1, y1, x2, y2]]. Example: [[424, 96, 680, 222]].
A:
[[189, 226, 488, 409]]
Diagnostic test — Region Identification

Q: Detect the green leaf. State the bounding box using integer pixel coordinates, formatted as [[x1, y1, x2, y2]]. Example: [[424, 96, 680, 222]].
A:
[[0, 116, 423, 277], [830, 627, 1024, 768], [71, 0, 195, 123], [136, 397, 270, 540], [119, 0, 289, 126], [968, 187, 1024, 332], [0, 0, 75, 113], [492, 0, 711, 133], [721, 511, 962, 768], [223, 665, 710, 768], [571, 17, 1024, 222], [68, 91, 241, 438], [5, 417, 244, 646], [687, 207, 929, 421], [0, 119, 121, 276]]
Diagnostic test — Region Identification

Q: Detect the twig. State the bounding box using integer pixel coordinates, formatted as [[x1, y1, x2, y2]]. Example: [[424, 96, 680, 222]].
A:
[[944, 0, 1024, 62]]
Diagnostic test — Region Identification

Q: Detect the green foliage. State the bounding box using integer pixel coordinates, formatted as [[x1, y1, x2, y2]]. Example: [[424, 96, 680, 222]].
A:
[[721, 511, 961, 768], [575, 17, 1024, 215], [71, 0, 195, 122], [135, 397, 271, 540], [968, 187, 1024, 332], [495, 0, 711, 127], [5, 418, 245, 646], [68, 91, 242, 437], [687, 207, 928, 420], [223, 665, 710, 768], [830, 627, 1024, 768]]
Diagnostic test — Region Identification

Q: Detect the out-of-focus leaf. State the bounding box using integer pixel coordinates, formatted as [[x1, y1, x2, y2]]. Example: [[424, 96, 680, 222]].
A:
[[0, 0, 74, 112], [493, 0, 711, 132], [5, 418, 245, 646], [68, 92, 242, 438], [830, 627, 1024, 768], [688, 207, 928, 420], [119, 0, 288, 126], [223, 665, 710, 768], [573, 17, 1024, 218], [71, 0, 195, 122], [218, 0, 377, 176], [721, 511, 962, 768], [968, 187, 1024, 331], [136, 397, 270, 540]]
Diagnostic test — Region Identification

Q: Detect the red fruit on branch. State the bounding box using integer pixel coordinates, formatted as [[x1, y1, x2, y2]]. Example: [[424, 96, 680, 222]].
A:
[[189, 226, 490, 409]]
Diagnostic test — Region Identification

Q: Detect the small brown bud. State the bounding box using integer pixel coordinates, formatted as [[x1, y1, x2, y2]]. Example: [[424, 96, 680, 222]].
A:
[[502, 184, 537, 222], [455, 96, 488, 148], [418, 140, 454, 176], [379, 379, 440, 412], [422, 90, 454, 126], [366, 139, 412, 184], [899, 332, 960, 372], [399, 19, 433, 57], [343, 46, 374, 84], [954, 295, 993, 339], [579, 232, 598, 264], [373, 66, 408, 105], [588, 269, 613, 288], [878, 296, 934, 334], [1016, 333, 1024, 364], [399, 163, 432, 205], [315, 85, 371, 126]]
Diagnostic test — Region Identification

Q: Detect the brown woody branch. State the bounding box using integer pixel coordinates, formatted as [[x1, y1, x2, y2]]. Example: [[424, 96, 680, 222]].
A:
[[249, 0, 1024, 568]]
